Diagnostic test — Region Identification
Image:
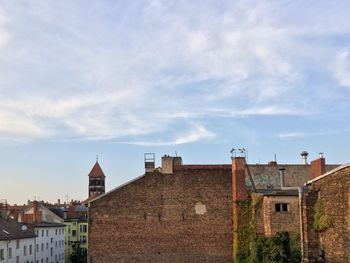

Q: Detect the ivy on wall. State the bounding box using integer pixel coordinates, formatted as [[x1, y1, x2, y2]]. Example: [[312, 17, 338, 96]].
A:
[[313, 198, 332, 232], [233, 193, 301, 263]]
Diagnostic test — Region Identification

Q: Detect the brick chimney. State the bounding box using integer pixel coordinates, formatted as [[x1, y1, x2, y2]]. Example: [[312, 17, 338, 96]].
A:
[[310, 153, 326, 179], [232, 157, 248, 201], [32, 201, 42, 224]]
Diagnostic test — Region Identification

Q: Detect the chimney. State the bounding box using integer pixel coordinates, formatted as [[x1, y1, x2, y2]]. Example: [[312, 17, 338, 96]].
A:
[[144, 153, 155, 173], [33, 201, 42, 224], [300, 151, 309, 164], [161, 155, 174, 174], [232, 157, 248, 201], [310, 153, 326, 179]]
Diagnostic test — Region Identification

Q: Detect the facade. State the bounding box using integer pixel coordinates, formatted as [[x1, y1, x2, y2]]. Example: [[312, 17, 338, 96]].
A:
[[18, 201, 66, 263], [64, 205, 88, 263], [302, 161, 350, 263], [0, 210, 36, 263], [88, 153, 339, 262]]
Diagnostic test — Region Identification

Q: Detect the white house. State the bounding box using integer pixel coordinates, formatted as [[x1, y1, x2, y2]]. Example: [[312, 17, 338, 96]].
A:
[[18, 202, 66, 263], [0, 210, 36, 263]]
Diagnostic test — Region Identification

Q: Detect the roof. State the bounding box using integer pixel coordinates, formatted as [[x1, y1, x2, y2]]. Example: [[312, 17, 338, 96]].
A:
[[0, 215, 36, 240], [307, 162, 350, 185], [32, 223, 65, 228], [89, 175, 144, 204], [88, 161, 105, 178], [65, 205, 87, 220]]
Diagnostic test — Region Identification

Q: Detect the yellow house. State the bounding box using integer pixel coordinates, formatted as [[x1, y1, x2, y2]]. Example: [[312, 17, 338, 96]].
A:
[[64, 205, 88, 262]]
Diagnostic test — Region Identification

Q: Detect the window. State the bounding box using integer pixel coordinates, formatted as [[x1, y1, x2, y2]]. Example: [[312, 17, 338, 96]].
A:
[[23, 245, 27, 256], [55, 229, 57, 235], [29, 245, 32, 255], [80, 236, 87, 244], [46, 229, 49, 236], [72, 230, 77, 237], [41, 243, 44, 251], [50, 248, 53, 257], [80, 225, 87, 233], [16, 256, 19, 263], [42, 230, 44, 236], [51, 238, 53, 244], [0, 249, 4, 260], [16, 240, 20, 249], [275, 203, 288, 212], [46, 243, 48, 250]]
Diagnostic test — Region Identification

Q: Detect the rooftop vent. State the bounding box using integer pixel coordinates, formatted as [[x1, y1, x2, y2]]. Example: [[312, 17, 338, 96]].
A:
[[300, 151, 309, 165]]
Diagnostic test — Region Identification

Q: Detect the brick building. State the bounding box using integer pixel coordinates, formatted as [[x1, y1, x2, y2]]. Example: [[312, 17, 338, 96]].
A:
[[88, 154, 339, 262], [302, 160, 350, 262]]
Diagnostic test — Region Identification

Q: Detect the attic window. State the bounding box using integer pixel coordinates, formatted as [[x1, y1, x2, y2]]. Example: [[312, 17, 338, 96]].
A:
[[275, 203, 288, 212], [2, 229, 10, 235]]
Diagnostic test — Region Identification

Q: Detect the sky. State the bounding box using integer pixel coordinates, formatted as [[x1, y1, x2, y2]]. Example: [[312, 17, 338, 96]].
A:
[[1, 0, 350, 204]]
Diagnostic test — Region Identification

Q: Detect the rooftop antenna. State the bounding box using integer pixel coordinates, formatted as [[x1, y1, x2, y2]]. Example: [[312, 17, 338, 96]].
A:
[[175, 151, 178, 157], [274, 153, 277, 163], [96, 155, 99, 162]]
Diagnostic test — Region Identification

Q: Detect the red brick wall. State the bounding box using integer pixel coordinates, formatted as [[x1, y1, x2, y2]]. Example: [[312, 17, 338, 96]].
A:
[[88, 167, 233, 262], [303, 165, 350, 263]]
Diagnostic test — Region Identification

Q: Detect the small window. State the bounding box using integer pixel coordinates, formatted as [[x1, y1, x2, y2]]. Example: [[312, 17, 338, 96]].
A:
[[46, 230, 49, 236], [23, 245, 27, 256], [0, 249, 4, 260], [8, 247, 12, 259], [275, 203, 288, 212], [16, 240, 20, 249]]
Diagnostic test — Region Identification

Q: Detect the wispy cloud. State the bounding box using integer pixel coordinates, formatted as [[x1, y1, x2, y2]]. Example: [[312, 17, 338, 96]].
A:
[[0, 1, 350, 145], [333, 50, 350, 87]]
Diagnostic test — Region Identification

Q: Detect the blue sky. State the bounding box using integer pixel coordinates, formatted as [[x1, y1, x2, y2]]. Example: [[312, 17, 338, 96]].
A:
[[1, 1, 350, 204]]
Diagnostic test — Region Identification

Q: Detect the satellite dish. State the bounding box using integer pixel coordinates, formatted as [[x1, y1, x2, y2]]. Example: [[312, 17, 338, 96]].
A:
[[21, 225, 27, 231]]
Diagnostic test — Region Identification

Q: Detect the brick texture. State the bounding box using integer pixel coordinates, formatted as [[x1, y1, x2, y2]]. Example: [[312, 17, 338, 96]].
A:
[[89, 166, 233, 263], [303, 165, 350, 263]]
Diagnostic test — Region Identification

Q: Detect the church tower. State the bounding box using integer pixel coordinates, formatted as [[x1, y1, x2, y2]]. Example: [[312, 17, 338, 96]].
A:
[[88, 158, 106, 198]]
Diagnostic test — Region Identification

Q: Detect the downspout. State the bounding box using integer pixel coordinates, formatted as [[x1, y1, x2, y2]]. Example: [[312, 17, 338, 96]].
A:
[[6, 240, 10, 263], [279, 168, 304, 259]]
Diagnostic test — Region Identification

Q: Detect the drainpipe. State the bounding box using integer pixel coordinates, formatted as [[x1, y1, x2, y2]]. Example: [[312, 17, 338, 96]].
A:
[[6, 240, 10, 263], [279, 168, 304, 260]]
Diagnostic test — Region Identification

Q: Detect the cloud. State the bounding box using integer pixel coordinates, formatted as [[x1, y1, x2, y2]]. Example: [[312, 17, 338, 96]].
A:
[[1, 1, 350, 144], [121, 124, 215, 146], [333, 50, 350, 87]]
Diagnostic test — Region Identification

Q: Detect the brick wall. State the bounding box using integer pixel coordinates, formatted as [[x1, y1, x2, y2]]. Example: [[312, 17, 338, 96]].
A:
[[303, 165, 350, 263], [88, 166, 233, 263], [262, 195, 300, 236]]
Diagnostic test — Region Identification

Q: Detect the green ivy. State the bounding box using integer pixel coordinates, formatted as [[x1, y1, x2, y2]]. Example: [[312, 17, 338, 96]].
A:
[[233, 194, 301, 263], [313, 198, 332, 232]]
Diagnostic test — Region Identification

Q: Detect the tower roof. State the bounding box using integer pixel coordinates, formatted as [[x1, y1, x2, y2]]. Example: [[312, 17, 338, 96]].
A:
[[88, 161, 105, 178]]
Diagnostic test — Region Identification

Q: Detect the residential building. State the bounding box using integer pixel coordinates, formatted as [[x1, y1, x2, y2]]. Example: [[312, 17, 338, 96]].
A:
[[88, 153, 339, 262], [0, 210, 36, 263], [302, 160, 350, 262], [64, 205, 88, 263], [18, 201, 66, 263]]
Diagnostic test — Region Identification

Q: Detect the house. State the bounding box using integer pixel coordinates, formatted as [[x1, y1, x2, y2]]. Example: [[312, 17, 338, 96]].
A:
[[88, 153, 339, 262], [64, 204, 88, 263], [302, 160, 350, 263], [0, 210, 36, 263], [18, 201, 66, 263]]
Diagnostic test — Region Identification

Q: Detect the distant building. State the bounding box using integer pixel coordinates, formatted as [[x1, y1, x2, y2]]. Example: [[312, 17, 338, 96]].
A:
[[88, 160, 105, 198], [88, 153, 339, 262], [302, 160, 350, 262], [64, 205, 88, 263], [18, 201, 66, 263], [0, 210, 36, 263]]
